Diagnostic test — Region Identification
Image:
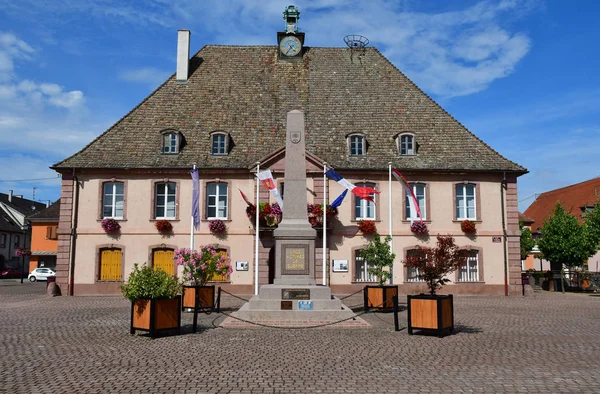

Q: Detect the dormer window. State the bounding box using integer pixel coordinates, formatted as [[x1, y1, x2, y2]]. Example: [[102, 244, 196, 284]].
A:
[[348, 134, 366, 156], [161, 130, 180, 154], [210, 131, 229, 156], [397, 133, 415, 155]]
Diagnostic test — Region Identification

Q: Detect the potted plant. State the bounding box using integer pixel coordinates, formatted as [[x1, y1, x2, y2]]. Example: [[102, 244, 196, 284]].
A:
[[121, 263, 182, 338], [175, 245, 232, 310], [410, 220, 428, 235], [101, 218, 121, 234], [155, 219, 173, 233], [208, 219, 227, 234], [460, 219, 476, 234], [307, 203, 338, 229], [359, 234, 397, 312], [403, 235, 468, 337], [358, 219, 377, 235]]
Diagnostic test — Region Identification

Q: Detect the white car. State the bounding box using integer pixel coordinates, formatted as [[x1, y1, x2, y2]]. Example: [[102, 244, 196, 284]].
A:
[[28, 268, 56, 282]]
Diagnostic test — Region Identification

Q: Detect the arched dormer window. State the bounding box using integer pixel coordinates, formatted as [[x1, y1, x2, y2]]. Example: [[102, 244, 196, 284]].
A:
[[396, 133, 416, 156], [210, 131, 230, 156], [347, 133, 366, 156], [161, 130, 181, 154]]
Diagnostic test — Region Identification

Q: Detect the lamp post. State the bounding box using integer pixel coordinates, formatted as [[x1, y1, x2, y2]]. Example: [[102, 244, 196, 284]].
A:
[[20, 222, 30, 284]]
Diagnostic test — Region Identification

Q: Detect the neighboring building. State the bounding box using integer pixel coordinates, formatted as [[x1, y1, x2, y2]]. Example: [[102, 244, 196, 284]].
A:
[[27, 200, 60, 272], [0, 191, 47, 271], [51, 14, 527, 296], [523, 177, 600, 272]]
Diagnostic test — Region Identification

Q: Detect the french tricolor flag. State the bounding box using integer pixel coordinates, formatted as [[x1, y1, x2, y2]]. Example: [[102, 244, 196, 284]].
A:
[[325, 168, 379, 203]]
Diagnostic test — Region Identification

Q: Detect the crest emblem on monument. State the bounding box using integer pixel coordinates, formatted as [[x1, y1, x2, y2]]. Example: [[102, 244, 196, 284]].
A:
[[291, 132, 301, 144]]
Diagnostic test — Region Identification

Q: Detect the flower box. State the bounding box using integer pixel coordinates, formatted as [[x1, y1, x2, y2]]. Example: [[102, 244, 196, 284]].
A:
[[130, 296, 181, 338], [410, 220, 428, 235], [407, 294, 454, 337], [15, 248, 32, 257], [101, 218, 121, 234], [208, 219, 227, 234], [358, 219, 377, 235], [155, 219, 172, 233], [460, 220, 476, 234], [182, 285, 216, 310], [364, 285, 398, 313]]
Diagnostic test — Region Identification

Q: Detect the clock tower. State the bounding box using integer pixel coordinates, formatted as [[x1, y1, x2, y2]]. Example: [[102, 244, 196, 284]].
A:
[[277, 5, 305, 61]]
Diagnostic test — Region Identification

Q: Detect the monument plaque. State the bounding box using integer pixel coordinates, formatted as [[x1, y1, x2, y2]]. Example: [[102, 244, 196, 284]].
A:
[[282, 289, 310, 300], [281, 301, 292, 310], [282, 244, 309, 275]]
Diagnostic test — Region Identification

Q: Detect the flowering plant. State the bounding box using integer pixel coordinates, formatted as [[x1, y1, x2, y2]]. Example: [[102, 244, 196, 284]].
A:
[[15, 247, 31, 257], [307, 204, 338, 218], [174, 245, 232, 286], [101, 218, 121, 233], [208, 219, 226, 234], [245, 204, 256, 219], [246, 203, 282, 227], [155, 219, 172, 233], [410, 220, 428, 235], [358, 220, 377, 234], [461, 219, 476, 234]]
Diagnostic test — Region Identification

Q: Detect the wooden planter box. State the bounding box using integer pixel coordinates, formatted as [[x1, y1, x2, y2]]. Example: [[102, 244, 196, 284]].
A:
[[407, 294, 454, 337], [365, 285, 398, 312], [182, 285, 215, 310], [130, 296, 181, 338]]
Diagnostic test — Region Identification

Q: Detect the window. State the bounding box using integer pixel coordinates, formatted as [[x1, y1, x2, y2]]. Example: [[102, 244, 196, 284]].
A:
[[405, 183, 426, 220], [457, 250, 479, 282], [0, 234, 5, 248], [456, 184, 476, 220], [46, 226, 58, 240], [206, 182, 228, 219], [354, 249, 377, 282], [99, 248, 122, 281], [349, 135, 365, 156], [405, 249, 424, 282], [153, 248, 175, 275], [400, 134, 414, 155], [155, 182, 176, 219], [211, 133, 228, 155], [103, 182, 124, 219], [14, 235, 19, 247], [162, 132, 179, 154], [354, 183, 376, 219]]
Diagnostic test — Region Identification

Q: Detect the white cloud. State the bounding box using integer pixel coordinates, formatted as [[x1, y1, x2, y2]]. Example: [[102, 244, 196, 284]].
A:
[[119, 67, 172, 86]]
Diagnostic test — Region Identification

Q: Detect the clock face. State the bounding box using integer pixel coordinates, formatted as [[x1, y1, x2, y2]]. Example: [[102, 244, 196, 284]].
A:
[[279, 36, 302, 57]]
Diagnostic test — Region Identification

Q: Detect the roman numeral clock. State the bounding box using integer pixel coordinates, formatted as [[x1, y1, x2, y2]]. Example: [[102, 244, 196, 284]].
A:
[[277, 5, 305, 61]]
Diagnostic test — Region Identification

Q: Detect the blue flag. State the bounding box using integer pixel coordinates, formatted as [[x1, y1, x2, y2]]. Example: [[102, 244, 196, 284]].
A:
[[190, 168, 200, 230], [330, 189, 348, 208]]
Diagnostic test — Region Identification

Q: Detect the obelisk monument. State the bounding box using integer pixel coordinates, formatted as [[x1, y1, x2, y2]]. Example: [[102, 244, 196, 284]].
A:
[[273, 110, 317, 285]]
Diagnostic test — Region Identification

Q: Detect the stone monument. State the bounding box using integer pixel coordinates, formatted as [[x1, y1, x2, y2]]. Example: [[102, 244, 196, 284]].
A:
[[223, 110, 368, 328]]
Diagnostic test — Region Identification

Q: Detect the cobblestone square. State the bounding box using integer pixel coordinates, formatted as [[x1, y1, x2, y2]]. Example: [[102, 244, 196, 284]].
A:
[[1, 282, 599, 393]]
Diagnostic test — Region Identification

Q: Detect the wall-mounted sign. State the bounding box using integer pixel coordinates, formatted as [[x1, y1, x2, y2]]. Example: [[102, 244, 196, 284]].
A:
[[298, 300, 313, 311], [332, 260, 349, 272], [236, 261, 249, 271], [492, 237, 502, 243]]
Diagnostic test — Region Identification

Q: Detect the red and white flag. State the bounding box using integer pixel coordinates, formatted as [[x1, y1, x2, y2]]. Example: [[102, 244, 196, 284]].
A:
[[257, 169, 284, 209], [392, 168, 422, 221], [238, 189, 253, 206]]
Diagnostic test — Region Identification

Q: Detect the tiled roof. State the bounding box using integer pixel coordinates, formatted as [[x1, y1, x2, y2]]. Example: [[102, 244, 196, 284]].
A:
[[0, 211, 21, 232], [0, 193, 47, 217], [519, 212, 535, 226], [27, 200, 60, 221], [53, 46, 526, 174], [523, 177, 600, 230]]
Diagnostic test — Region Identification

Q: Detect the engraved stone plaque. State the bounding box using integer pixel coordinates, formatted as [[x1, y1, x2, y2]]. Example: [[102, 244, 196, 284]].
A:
[[282, 244, 309, 275], [281, 301, 292, 310], [282, 289, 310, 300]]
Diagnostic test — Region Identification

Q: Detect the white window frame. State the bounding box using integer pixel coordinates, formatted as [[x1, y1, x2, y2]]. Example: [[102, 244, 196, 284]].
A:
[[456, 184, 476, 220], [349, 135, 365, 156], [155, 182, 176, 219], [354, 183, 375, 220], [211, 133, 228, 156], [405, 250, 425, 282], [206, 182, 228, 219], [405, 183, 426, 220], [102, 182, 124, 219], [400, 134, 414, 155], [457, 250, 479, 282], [162, 132, 179, 154], [354, 249, 377, 282]]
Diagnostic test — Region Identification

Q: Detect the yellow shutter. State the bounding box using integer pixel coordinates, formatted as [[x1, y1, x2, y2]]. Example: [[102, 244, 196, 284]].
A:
[[210, 249, 228, 282], [100, 249, 122, 281], [153, 249, 175, 275]]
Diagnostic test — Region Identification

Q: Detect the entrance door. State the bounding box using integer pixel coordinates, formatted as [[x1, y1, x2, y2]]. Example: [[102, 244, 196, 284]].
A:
[[153, 249, 175, 275]]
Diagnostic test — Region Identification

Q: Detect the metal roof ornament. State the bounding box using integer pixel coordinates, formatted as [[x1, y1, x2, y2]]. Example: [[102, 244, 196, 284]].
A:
[[344, 34, 369, 62]]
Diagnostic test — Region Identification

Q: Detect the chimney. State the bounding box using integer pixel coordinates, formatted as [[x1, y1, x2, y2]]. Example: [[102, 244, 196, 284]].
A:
[[46, 200, 51, 208], [8, 190, 12, 202], [176, 30, 191, 83]]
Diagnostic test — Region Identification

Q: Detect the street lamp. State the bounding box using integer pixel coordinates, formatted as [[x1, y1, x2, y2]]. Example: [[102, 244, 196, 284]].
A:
[[20, 222, 30, 284]]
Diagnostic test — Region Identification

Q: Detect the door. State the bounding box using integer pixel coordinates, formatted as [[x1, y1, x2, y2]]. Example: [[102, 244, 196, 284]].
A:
[[153, 249, 175, 275], [100, 249, 122, 281]]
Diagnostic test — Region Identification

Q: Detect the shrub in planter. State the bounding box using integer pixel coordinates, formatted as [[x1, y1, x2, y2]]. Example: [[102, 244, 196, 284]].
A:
[[403, 235, 469, 337], [410, 220, 428, 235], [460, 219, 476, 234], [208, 219, 227, 234], [101, 218, 121, 234], [121, 263, 182, 337], [358, 220, 377, 235], [155, 219, 172, 233], [360, 234, 397, 312]]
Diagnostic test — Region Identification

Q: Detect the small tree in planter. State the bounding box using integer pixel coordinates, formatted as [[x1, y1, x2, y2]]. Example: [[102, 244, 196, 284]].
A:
[[121, 263, 182, 338], [359, 234, 397, 312], [403, 235, 468, 337], [174, 245, 232, 310]]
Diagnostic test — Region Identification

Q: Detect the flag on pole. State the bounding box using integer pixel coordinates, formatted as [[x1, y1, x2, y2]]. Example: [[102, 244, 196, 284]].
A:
[[391, 168, 422, 221], [330, 189, 348, 208], [325, 168, 379, 202], [239, 189, 253, 206], [190, 167, 200, 230], [256, 169, 284, 209]]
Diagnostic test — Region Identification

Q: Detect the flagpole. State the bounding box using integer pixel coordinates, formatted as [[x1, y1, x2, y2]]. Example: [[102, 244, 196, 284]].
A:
[[254, 162, 260, 295], [322, 162, 327, 286], [190, 164, 197, 250], [388, 162, 393, 285]]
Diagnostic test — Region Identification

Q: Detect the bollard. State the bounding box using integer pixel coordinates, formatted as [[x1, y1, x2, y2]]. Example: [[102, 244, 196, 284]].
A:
[[393, 294, 399, 332], [363, 286, 369, 313], [216, 287, 222, 313]]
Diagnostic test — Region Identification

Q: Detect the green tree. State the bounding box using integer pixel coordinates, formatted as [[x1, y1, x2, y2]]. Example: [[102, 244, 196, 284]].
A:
[[520, 224, 535, 261], [537, 202, 594, 270], [359, 234, 396, 286], [582, 202, 600, 254]]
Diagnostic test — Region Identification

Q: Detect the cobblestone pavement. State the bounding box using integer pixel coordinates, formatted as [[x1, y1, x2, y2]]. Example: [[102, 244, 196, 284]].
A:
[[1, 283, 599, 394]]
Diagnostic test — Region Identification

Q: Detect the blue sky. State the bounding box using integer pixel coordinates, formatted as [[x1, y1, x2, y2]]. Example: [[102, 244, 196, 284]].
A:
[[0, 0, 598, 212]]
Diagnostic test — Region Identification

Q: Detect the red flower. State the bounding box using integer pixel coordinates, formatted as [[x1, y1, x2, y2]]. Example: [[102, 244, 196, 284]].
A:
[[358, 220, 377, 234], [461, 220, 476, 233], [155, 220, 173, 233]]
